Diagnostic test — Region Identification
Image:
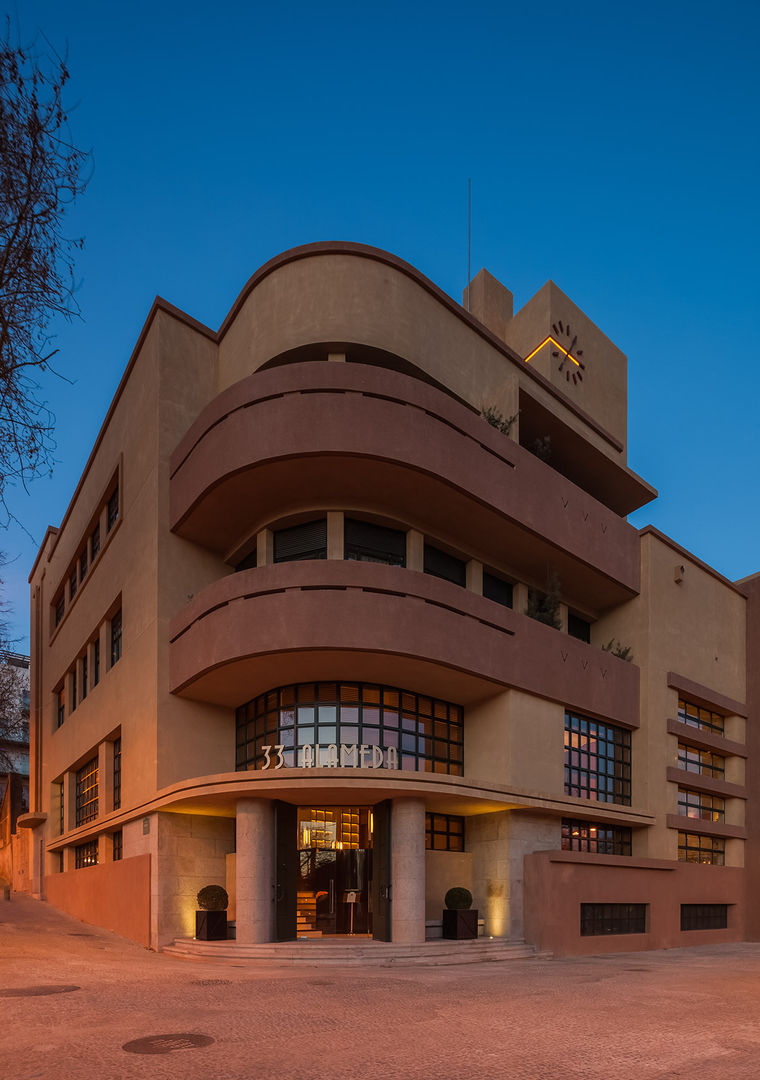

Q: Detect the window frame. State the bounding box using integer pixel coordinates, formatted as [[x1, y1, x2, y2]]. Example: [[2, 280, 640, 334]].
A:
[[564, 711, 632, 806]]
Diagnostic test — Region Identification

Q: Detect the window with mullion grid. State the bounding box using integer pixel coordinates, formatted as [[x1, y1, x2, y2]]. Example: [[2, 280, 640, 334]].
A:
[[75, 840, 98, 868], [678, 831, 725, 865], [677, 787, 725, 822], [112, 737, 121, 810], [680, 904, 728, 930], [561, 818, 632, 855], [75, 756, 98, 826], [677, 742, 725, 779], [425, 813, 465, 851], [580, 903, 646, 936], [678, 698, 725, 736], [564, 711, 631, 805]]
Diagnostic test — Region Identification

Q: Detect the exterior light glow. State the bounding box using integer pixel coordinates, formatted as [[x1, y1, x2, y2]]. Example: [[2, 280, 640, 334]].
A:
[[524, 335, 581, 366]]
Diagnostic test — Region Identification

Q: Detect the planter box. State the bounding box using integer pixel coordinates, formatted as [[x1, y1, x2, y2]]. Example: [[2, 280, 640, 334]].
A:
[[195, 910, 228, 941], [442, 908, 478, 940]]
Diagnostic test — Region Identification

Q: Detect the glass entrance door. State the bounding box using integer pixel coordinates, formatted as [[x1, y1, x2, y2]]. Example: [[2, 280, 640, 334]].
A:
[[296, 807, 373, 936]]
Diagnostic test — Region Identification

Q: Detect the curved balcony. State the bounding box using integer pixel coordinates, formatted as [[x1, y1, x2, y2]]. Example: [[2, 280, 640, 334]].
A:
[[170, 363, 640, 609], [168, 561, 639, 726]]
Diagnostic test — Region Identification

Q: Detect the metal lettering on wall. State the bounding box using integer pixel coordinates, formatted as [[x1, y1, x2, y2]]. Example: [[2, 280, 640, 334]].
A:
[[260, 743, 399, 770]]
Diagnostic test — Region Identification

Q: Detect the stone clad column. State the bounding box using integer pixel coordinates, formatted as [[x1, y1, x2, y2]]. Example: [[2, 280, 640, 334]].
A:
[[391, 797, 426, 943], [236, 799, 274, 943]]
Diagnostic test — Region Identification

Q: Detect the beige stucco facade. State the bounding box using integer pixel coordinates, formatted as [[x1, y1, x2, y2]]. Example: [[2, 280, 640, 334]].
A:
[[17, 242, 757, 956]]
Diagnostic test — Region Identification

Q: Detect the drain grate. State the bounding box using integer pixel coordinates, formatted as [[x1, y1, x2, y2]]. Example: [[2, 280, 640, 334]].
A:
[[191, 979, 231, 986], [122, 1034, 215, 1055], [0, 985, 80, 997]]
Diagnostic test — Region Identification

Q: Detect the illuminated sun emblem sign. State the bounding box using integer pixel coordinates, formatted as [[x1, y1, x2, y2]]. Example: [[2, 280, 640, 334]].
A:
[[524, 321, 586, 386]]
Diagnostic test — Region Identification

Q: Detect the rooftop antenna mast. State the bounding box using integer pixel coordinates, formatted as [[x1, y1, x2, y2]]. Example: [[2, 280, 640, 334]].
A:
[[466, 178, 472, 312]]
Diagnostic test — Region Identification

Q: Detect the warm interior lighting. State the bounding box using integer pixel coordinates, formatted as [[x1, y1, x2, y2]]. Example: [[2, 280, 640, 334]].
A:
[[524, 335, 581, 366]]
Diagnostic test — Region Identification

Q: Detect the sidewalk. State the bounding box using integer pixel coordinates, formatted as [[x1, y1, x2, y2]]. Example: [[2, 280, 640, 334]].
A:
[[3, 894, 760, 1080]]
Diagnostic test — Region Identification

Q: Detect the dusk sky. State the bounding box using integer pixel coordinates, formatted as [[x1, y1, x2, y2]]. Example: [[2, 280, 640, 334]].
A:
[[5, 0, 759, 649]]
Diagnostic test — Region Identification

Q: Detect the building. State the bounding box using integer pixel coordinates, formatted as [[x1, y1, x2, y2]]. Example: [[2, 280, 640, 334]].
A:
[[17, 241, 760, 955], [0, 652, 31, 891]]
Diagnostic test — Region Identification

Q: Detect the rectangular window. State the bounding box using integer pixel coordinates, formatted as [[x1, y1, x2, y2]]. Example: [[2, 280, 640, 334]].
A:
[[677, 788, 725, 822], [561, 818, 632, 855], [112, 737, 121, 810], [580, 903, 647, 936], [564, 711, 631, 805], [678, 831, 725, 865], [92, 639, 100, 687], [483, 571, 513, 608], [70, 668, 77, 712], [677, 742, 725, 779], [344, 518, 406, 566], [568, 613, 591, 644], [90, 522, 100, 559], [81, 655, 88, 701], [55, 593, 65, 627], [74, 840, 98, 869], [79, 550, 87, 582], [75, 756, 98, 826], [69, 568, 77, 602], [425, 813, 465, 851], [680, 904, 728, 931], [107, 485, 119, 532], [678, 698, 724, 736], [110, 609, 122, 667], [273, 519, 327, 563], [112, 829, 123, 862], [57, 780, 64, 835], [56, 689, 65, 729], [423, 543, 466, 587]]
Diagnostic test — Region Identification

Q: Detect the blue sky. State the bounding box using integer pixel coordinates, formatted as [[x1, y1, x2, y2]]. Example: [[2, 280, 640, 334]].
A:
[[4, 0, 760, 648]]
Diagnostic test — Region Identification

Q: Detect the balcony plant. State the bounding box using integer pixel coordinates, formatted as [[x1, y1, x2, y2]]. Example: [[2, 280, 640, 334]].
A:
[[195, 884, 229, 941], [442, 886, 478, 940]]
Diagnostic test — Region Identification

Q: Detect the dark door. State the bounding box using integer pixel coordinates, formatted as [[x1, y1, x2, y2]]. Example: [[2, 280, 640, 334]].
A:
[[275, 800, 298, 941], [371, 799, 392, 941]]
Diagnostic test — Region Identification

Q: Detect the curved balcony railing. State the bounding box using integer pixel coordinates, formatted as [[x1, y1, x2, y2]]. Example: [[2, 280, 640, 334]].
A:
[[169, 363, 640, 606], [168, 561, 639, 727]]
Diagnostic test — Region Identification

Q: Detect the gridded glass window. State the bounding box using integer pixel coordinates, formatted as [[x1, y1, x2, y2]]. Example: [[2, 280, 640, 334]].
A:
[[107, 485, 119, 531], [69, 568, 77, 601], [677, 743, 725, 779], [423, 543, 466, 587], [55, 593, 65, 627], [79, 549, 87, 582], [344, 518, 405, 566], [56, 781, 64, 835], [273, 519, 327, 562], [482, 571, 513, 608], [681, 904, 728, 931], [90, 522, 101, 559], [580, 903, 646, 936], [75, 756, 98, 826], [561, 818, 632, 855], [75, 840, 98, 868], [112, 737, 121, 810], [426, 813, 465, 851], [678, 698, 724, 736], [564, 711, 631, 805], [92, 639, 100, 687], [236, 681, 464, 776], [56, 689, 65, 728], [678, 788, 725, 822], [678, 831, 725, 865], [81, 655, 88, 701], [110, 609, 122, 666], [112, 829, 123, 862], [70, 668, 77, 712]]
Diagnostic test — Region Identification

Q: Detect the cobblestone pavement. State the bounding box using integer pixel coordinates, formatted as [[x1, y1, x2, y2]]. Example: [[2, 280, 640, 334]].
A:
[[3, 895, 760, 1080]]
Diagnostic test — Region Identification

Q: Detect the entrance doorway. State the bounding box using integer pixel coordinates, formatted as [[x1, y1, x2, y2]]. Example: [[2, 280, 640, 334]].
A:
[[296, 807, 372, 936], [274, 800, 391, 941]]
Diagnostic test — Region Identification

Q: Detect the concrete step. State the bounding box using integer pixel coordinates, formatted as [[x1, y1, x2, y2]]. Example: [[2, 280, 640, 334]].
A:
[[161, 937, 543, 966]]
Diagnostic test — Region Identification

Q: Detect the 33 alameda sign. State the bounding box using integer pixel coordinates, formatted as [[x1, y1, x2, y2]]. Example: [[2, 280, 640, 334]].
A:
[[260, 743, 399, 770]]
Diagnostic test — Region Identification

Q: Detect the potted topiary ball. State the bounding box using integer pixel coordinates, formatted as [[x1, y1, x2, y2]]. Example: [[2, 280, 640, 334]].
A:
[[442, 887, 478, 940], [195, 885, 229, 941]]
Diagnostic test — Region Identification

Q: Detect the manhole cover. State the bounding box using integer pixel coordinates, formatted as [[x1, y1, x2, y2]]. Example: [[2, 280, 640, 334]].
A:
[[0, 985, 80, 997], [191, 979, 231, 986], [122, 1034, 215, 1055]]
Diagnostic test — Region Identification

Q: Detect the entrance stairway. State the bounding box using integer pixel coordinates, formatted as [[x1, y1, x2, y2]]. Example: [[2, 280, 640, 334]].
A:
[[296, 892, 322, 938], [162, 936, 545, 966]]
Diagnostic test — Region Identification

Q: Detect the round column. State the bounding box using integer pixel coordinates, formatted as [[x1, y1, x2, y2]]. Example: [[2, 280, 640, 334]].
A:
[[235, 798, 274, 943], [391, 797, 426, 943]]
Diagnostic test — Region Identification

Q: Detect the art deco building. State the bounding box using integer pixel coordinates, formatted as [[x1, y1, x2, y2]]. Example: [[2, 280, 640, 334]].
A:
[[17, 242, 760, 955]]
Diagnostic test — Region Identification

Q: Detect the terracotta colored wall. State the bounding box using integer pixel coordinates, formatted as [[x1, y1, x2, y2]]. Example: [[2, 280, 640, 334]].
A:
[[524, 850, 743, 956], [44, 853, 151, 947]]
